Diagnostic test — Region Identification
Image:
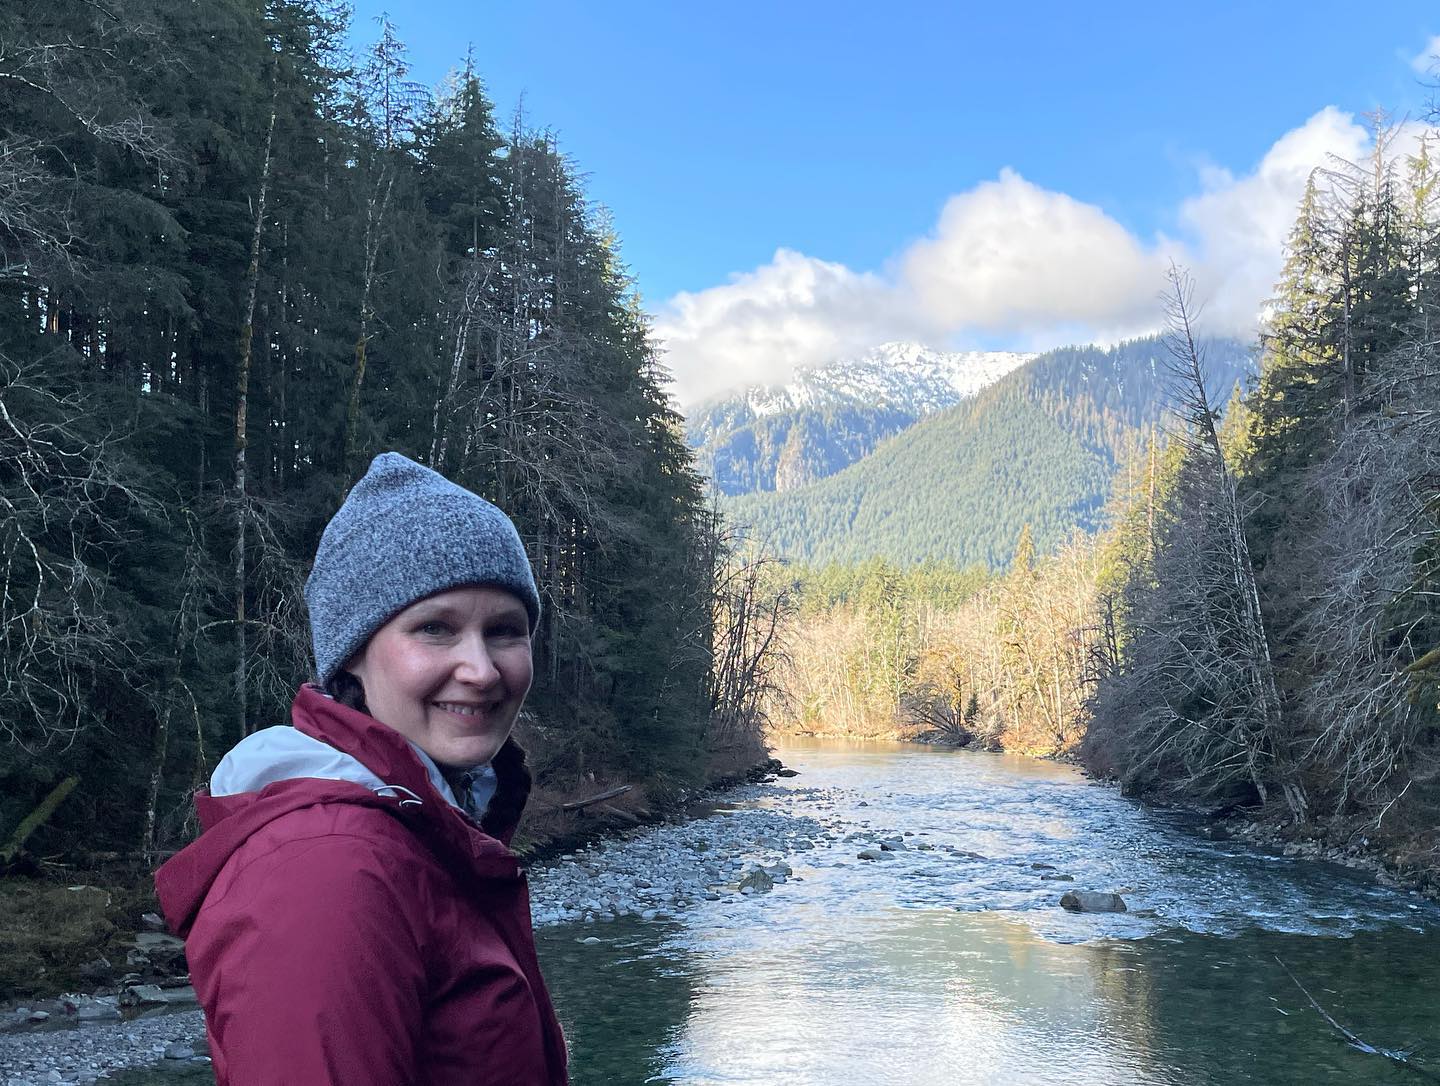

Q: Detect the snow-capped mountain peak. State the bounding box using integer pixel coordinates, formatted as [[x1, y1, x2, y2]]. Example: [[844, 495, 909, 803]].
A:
[[739, 342, 1034, 419]]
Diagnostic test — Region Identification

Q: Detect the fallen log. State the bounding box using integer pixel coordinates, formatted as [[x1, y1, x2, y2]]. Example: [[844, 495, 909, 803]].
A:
[[598, 803, 640, 825], [2, 776, 80, 865], [560, 785, 632, 812]]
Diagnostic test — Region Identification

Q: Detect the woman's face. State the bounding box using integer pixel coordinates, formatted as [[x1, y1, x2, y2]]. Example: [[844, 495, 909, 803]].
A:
[[347, 585, 533, 769]]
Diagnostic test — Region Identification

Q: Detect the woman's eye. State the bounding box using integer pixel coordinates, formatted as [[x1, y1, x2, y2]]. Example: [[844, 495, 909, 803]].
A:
[[417, 621, 452, 636]]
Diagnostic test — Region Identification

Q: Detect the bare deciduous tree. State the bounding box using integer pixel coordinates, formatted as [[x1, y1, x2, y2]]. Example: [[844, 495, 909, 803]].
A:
[[1086, 270, 1301, 813], [0, 354, 154, 750], [1291, 330, 1440, 824], [703, 527, 794, 750]]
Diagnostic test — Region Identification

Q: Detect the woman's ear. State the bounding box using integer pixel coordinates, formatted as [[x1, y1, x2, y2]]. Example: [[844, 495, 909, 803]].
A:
[[326, 669, 368, 713]]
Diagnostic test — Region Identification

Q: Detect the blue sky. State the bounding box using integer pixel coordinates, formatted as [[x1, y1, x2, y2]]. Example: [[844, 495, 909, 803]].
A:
[[348, 2, 1440, 402]]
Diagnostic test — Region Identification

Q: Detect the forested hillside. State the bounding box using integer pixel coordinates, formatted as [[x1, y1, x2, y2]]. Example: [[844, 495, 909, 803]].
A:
[[0, 0, 764, 862], [687, 343, 1030, 495], [726, 336, 1253, 569]]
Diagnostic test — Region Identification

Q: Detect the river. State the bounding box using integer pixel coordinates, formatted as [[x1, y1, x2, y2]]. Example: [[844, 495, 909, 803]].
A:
[[92, 738, 1440, 1085], [535, 739, 1440, 1085]]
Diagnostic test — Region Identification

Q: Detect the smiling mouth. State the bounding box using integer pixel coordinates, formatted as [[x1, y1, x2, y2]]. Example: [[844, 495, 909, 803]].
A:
[[433, 701, 498, 718]]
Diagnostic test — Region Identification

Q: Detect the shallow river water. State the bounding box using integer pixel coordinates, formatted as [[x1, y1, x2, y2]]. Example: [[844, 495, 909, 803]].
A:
[[537, 739, 1440, 1085]]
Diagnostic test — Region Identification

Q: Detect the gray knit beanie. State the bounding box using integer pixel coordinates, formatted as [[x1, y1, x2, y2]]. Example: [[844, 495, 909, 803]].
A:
[[304, 452, 541, 684]]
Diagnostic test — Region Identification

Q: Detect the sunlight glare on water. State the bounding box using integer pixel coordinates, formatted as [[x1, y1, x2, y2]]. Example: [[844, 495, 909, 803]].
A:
[[539, 740, 1440, 1086]]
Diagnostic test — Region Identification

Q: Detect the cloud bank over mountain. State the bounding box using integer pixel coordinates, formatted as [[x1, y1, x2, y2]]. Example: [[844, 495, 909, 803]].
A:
[[655, 108, 1376, 407]]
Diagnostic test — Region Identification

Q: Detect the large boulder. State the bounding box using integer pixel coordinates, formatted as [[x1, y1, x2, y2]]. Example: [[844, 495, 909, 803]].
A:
[[1059, 890, 1127, 913]]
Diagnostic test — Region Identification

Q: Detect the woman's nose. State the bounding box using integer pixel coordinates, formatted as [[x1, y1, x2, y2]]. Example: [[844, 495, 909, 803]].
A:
[[455, 638, 501, 685]]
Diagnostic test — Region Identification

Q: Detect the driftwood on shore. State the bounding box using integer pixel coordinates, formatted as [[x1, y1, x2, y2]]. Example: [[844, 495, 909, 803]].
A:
[[560, 785, 632, 812], [598, 803, 641, 824]]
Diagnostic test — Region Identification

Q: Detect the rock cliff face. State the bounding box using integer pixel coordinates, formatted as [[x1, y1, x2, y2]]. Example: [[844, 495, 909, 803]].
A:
[[686, 342, 1033, 496]]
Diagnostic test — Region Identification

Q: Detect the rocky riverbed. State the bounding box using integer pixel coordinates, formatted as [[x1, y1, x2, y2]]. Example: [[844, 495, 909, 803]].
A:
[[528, 784, 837, 925]]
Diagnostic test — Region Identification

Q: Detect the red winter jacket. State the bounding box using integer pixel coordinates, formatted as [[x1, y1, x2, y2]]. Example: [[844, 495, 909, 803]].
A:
[[155, 685, 568, 1085]]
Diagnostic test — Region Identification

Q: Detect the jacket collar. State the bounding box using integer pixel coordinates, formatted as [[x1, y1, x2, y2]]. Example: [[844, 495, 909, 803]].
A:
[[288, 684, 520, 844]]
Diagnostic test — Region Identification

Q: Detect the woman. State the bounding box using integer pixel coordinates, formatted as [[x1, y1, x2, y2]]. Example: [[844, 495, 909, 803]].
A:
[[156, 452, 569, 1085]]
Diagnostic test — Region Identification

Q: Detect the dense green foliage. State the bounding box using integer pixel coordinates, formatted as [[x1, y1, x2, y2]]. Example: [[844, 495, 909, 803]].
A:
[[726, 337, 1253, 569], [1086, 137, 1440, 854], [0, 0, 724, 858]]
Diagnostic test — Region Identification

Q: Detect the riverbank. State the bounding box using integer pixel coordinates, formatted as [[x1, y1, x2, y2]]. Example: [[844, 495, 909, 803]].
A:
[[0, 740, 780, 998], [1074, 770, 1440, 903], [0, 752, 788, 1084], [0, 765, 834, 1084]]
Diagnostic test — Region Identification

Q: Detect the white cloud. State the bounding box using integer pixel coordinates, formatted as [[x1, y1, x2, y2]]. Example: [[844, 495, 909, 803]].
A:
[[1179, 107, 1369, 335], [1411, 34, 1440, 74], [654, 108, 1424, 408], [653, 249, 930, 406], [900, 168, 1176, 332]]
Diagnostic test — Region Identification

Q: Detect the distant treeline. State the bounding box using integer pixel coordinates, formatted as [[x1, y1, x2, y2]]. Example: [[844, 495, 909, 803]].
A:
[[0, 1, 766, 859], [773, 542, 1098, 754], [775, 129, 1440, 866]]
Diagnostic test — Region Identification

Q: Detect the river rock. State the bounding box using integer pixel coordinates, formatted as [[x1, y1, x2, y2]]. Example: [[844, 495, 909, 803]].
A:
[[121, 984, 197, 1008], [857, 849, 891, 861], [1059, 890, 1127, 913], [738, 868, 774, 893], [131, 932, 187, 973]]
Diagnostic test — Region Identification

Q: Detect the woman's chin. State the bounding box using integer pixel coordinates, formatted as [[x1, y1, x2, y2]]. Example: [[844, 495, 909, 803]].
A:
[[428, 734, 508, 771]]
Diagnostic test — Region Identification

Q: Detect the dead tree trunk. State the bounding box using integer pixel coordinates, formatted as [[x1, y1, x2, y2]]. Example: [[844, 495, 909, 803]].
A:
[[344, 163, 396, 475], [233, 83, 277, 740]]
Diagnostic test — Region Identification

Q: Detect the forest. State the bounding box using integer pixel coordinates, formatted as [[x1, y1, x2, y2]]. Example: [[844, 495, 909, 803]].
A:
[[775, 124, 1440, 875], [0, 0, 773, 866]]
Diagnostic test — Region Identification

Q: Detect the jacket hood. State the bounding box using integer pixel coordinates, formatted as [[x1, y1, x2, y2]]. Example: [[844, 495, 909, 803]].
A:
[[209, 720, 497, 816], [156, 685, 521, 938]]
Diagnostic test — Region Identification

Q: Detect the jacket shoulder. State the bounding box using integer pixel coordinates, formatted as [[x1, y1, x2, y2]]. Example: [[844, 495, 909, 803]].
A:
[[208, 798, 445, 908]]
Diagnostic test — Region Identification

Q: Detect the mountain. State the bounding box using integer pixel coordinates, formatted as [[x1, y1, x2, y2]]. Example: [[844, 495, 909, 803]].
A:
[[685, 342, 1034, 495], [723, 335, 1256, 569]]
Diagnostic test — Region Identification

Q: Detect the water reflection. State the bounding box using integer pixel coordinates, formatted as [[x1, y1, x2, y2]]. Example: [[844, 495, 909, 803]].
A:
[[539, 924, 700, 1085], [539, 740, 1440, 1085]]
